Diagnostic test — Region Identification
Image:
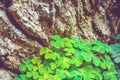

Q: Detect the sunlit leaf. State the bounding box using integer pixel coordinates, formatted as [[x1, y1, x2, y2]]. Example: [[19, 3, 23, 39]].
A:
[[103, 71, 110, 79], [50, 41, 60, 48], [93, 56, 101, 66], [81, 51, 92, 62], [56, 69, 66, 79], [33, 71, 39, 79], [27, 64, 34, 71], [19, 74, 27, 80], [26, 72, 32, 78], [50, 62, 56, 70], [50, 35, 61, 41], [39, 67, 47, 74]]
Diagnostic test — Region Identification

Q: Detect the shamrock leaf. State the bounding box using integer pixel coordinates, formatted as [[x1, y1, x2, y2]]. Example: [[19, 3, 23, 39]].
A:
[[81, 51, 92, 62], [50, 62, 56, 70], [19, 74, 27, 80], [26, 71, 32, 78], [93, 56, 101, 66], [19, 64, 27, 72], [32, 72, 39, 79], [50, 35, 61, 41], [114, 57, 120, 63], [103, 71, 110, 79], [56, 69, 66, 79], [50, 41, 60, 49]]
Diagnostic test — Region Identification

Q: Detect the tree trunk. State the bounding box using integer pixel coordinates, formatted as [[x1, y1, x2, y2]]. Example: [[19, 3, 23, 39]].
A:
[[0, 0, 120, 79]]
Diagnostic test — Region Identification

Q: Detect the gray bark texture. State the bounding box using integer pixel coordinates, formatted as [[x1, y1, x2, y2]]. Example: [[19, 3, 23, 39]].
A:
[[0, 0, 120, 79]]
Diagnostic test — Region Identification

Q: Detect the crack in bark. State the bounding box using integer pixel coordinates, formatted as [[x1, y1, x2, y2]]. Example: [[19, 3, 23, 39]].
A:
[[6, 9, 48, 47], [0, 58, 20, 75]]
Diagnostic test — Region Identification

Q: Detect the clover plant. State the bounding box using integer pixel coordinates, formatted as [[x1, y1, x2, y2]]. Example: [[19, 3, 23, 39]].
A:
[[110, 34, 120, 79], [110, 34, 120, 63], [14, 35, 117, 80], [110, 43, 120, 63]]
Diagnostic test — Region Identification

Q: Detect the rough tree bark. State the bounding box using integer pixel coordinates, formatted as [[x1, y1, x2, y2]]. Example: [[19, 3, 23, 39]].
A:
[[0, 0, 120, 79]]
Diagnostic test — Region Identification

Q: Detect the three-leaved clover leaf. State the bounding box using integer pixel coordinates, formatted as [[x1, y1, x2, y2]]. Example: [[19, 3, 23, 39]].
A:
[[93, 56, 101, 66], [71, 57, 83, 67], [19, 59, 31, 72], [56, 57, 71, 69], [32, 71, 39, 79], [14, 35, 117, 80], [50, 62, 57, 70], [103, 71, 117, 80], [78, 40, 92, 51], [92, 40, 106, 53], [64, 47, 76, 56], [64, 39, 73, 48], [14, 74, 27, 80], [39, 67, 47, 74], [19, 74, 27, 80], [70, 36, 80, 47], [39, 47, 52, 55], [31, 56, 41, 64], [19, 64, 27, 72], [50, 35, 61, 41], [50, 35, 61, 49], [26, 71, 32, 78], [44, 52, 60, 60], [83, 66, 96, 79], [55, 69, 66, 79], [114, 57, 120, 63], [81, 51, 92, 62], [50, 40, 60, 49]]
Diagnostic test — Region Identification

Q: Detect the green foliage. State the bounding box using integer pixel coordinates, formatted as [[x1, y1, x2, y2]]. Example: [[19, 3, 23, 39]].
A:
[[116, 34, 120, 41], [117, 69, 120, 79], [14, 35, 117, 80], [110, 34, 120, 80], [110, 43, 120, 63], [110, 34, 120, 63]]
